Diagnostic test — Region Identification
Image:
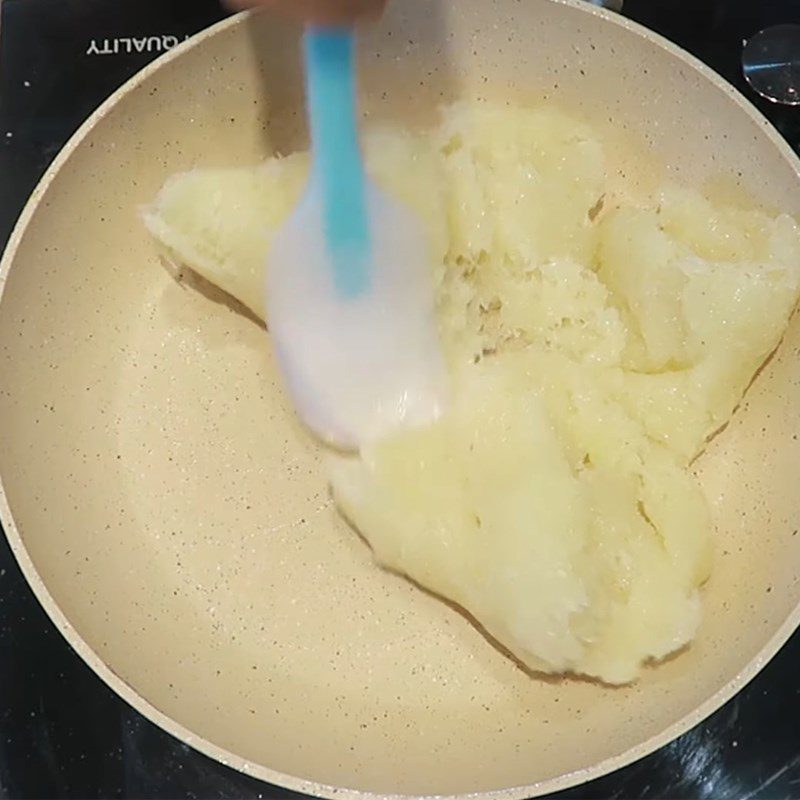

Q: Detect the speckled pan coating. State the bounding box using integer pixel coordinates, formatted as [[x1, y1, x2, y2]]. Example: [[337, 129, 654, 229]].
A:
[[1, 2, 799, 797]]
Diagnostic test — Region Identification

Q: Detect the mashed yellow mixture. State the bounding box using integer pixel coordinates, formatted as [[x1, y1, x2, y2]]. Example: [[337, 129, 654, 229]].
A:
[[144, 104, 800, 684]]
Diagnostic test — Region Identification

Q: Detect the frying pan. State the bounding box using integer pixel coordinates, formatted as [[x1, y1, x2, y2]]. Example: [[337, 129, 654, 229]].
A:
[[1, 1, 799, 797]]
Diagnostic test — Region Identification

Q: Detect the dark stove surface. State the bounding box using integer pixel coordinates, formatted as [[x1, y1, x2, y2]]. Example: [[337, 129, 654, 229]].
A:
[[1, 1, 799, 798]]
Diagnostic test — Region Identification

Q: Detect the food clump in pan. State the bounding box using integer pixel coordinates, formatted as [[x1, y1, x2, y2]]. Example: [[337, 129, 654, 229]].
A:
[[144, 103, 800, 684]]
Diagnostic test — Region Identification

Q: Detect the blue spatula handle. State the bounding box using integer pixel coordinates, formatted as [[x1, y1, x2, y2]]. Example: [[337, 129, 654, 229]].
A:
[[304, 27, 370, 298]]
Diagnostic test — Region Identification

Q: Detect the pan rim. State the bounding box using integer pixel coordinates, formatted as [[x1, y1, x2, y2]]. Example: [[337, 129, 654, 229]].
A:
[[1, 2, 799, 797]]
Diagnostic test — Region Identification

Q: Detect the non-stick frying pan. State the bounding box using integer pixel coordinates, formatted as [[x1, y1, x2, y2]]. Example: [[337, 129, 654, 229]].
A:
[[1, 1, 799, 797]]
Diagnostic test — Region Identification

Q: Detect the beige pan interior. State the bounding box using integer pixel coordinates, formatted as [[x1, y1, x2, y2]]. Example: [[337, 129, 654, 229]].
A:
[[1, 1, 800, 797]]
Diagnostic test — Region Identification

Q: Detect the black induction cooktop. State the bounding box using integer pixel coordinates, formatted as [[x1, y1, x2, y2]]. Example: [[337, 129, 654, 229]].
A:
[[1, 1, 799, 798]]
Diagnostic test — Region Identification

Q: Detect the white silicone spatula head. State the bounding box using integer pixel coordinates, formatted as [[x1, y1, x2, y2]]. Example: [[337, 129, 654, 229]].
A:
[[265, 28, 447, 451]]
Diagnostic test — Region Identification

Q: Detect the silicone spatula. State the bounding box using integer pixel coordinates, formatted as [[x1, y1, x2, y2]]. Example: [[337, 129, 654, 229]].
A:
[[266, 28, 447, 450]]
